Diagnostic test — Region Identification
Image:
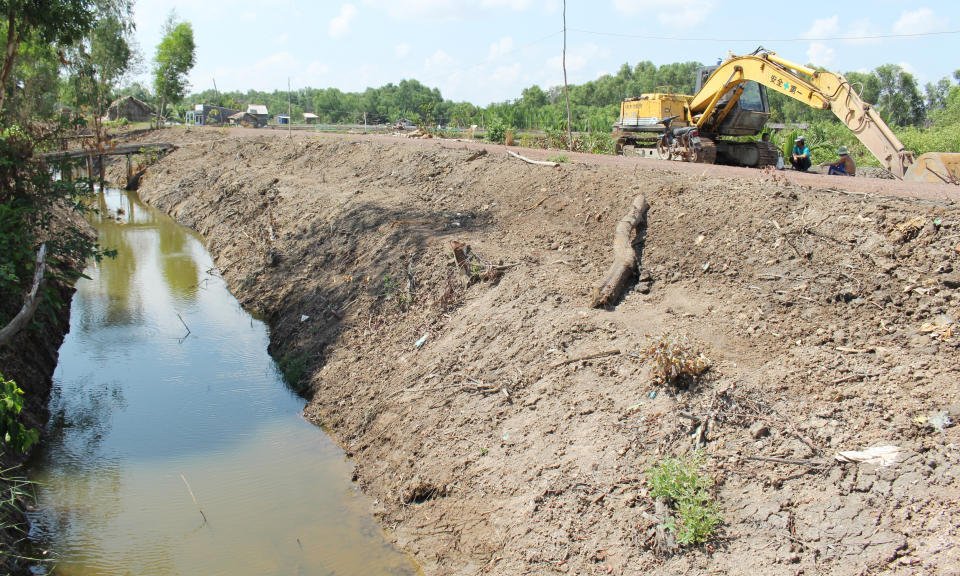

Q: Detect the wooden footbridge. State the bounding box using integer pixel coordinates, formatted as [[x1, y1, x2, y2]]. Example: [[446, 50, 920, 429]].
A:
[[41, 142, 175, 190]]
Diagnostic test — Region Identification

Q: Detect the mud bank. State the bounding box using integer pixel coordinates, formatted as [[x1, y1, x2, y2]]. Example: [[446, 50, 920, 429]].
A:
[[127, 128, 958, 575], [0, 209, 90, 575]]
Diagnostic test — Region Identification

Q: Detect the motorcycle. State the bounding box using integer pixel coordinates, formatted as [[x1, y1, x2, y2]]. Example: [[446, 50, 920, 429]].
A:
[[656, 115, 704, 163]]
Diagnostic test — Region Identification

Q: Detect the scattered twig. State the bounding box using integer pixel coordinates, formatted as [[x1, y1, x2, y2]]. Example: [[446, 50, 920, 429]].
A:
[[551, 349, 621, 368], [831, 372, 882, 384], [180, 472, 208, 524], [523, 194, 557, 211], [742, 455, 828, 468]]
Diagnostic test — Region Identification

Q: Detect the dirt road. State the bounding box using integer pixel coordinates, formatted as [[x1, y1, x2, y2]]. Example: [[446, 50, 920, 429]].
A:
[[122, 127, 959, 575]]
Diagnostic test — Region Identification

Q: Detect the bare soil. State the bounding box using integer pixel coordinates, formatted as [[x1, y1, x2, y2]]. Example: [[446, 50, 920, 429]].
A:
[[120, 127, 959, 575]]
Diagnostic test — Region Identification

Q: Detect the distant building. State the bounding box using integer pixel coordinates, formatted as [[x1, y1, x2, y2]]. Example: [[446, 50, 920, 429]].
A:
[[185, 104, 241, 126], [303, 113, 319, 124], [246, 104, 269, 127], [103, 96, 156, 123], [277, 114, 290, 125], [229, 112, 260, 128]]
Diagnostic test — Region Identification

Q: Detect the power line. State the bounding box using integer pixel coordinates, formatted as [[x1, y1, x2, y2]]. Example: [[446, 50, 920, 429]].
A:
[[570, 28, 960, 43], [424, 30, 563, 81]]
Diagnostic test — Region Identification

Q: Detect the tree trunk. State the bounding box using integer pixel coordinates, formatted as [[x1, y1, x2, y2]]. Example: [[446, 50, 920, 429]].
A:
[[589, 195, 650, 308], [0, 244, 47, 347], [0, 15, 23, 114]]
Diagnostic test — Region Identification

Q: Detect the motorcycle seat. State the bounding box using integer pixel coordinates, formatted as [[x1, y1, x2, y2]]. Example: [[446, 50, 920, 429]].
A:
[[672, 126, 697, 136]]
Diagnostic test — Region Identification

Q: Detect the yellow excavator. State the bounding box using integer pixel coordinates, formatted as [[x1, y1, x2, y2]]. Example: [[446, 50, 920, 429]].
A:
[[612, 47, 960, 183]]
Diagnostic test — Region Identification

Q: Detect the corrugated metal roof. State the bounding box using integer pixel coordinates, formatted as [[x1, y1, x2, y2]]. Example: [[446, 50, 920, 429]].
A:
[[247, 104, 268, 114], [303, 113, 318, 118]]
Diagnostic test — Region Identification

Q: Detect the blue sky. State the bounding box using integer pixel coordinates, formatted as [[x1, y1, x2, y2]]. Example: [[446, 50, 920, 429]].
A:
[[129, 0, 960, 105]]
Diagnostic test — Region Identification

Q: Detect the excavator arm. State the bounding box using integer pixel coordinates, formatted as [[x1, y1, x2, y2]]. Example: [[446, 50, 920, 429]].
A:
[[689, 51, 915, 178]]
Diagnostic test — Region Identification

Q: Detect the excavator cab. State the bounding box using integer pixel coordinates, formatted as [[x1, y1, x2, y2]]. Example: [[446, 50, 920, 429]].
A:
[[695, 65, 770, 136]]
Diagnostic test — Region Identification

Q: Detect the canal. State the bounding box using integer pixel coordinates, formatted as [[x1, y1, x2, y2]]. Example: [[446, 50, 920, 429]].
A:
[[25, 188, 418, 575]]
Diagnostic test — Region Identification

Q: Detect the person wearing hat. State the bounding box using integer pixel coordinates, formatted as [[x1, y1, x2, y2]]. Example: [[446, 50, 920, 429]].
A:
[[789, 136, 811, 171], [820, 145, 856, 176]]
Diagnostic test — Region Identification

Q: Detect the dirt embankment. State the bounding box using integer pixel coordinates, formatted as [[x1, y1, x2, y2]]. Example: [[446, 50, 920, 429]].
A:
[[127, 128, 958, 575], [0, 205, 90, 575]]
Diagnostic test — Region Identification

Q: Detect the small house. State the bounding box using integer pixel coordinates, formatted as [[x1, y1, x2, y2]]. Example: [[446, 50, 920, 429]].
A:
[[303, 113, 319, 124], [185, 104, 241, 126], [246, 104, 269, 127], [103, 96, 156, 123], [229, 112, 260, 128], [277, 114, 290, 125]]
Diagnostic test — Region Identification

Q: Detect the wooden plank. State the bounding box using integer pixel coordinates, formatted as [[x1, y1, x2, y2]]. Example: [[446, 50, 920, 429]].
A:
[[39, 142, 174, 160]]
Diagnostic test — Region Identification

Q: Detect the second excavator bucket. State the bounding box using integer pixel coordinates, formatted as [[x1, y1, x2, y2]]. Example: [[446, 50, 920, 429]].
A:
[[903, 153, 960, 185]]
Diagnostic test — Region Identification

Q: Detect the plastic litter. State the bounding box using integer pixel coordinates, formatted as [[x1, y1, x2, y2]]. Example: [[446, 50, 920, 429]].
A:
[[414, 334, 428, 347], [300, 315, 309, 322], [835, 445, 900, 467]]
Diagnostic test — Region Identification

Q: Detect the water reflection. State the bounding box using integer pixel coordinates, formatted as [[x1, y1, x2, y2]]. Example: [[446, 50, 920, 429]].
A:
[[26, 188, 418, 576]]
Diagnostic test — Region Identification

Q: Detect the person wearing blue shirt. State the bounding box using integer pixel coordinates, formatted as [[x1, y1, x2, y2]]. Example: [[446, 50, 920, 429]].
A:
[[789, 136, 811, 171]]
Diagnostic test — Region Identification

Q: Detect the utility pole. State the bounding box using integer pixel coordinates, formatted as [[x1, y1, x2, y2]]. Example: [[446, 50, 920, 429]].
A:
[[287, 77, 292, 138], [563, 0, 572, 151], [212, 78, 220, 107], [364, 111, 367, 134]]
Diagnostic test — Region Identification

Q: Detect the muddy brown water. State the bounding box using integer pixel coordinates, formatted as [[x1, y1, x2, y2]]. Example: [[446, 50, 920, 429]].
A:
[[24, 188, 418, 576]]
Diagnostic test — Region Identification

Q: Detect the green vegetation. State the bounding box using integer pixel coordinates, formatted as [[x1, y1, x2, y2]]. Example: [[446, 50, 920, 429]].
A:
[[151, 10, 196, 129], [277, 350, 309, 390], [0, 374, 37, 453], [648, 453, 722, 546], [547, 154, 570, 163], [486, 117, 508, 144]]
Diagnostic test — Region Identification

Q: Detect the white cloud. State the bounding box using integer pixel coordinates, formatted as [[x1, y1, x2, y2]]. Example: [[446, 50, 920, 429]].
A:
[[597, 70, 610, 78], [547, 43, 609, 74], [240, 11, 257, 21], [394, 43, 411, 58], [892, 8, 948, 36], [200, 52, 327, 92], [329, 3, 358, 38], [490, 63, 521, 82], [488, 37, 514, 59], [362, 0, 534, 22], [801, 15, 840, 39], [275, 34, 289, 43], [806, 42, 837, 69], [843, 18, 881, 45], [612, 0, 715, 27], [424, 50, 457, 75]]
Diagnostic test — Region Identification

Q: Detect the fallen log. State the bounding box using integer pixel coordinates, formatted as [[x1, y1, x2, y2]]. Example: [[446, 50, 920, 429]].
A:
[[589, 196, 650, 308], [506, 149, 559, 167], [0, 244, 47, 346]]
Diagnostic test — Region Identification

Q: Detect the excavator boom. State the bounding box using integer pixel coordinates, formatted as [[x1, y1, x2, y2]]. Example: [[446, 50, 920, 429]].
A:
[[690, 51, 915, 178]]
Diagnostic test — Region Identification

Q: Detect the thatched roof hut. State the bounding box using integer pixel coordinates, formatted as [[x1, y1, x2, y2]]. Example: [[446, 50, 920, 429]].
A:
[[229, 111, 260, 128], [103, 96, 155, 123]]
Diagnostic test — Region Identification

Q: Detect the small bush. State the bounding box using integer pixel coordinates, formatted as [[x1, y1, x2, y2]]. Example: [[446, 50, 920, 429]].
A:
[[648, 453, 722, 546], [547, 154, 570, 163], [486, 117, 508, 144], [639, 333, 710, 385], [0, 374, 38, 453], [277, 351, 308, 390]]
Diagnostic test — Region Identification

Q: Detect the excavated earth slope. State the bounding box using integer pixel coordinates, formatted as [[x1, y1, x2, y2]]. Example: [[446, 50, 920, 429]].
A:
[[124, 128, 958, 575]]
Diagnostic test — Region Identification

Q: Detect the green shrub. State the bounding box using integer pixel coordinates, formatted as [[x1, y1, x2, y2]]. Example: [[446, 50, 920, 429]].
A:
[[0, 374, 38, 453], [547, 154, 570, 163], [486, 117, 508, 144], [277, 351, 308, 390], [648, 453, 722, 546]]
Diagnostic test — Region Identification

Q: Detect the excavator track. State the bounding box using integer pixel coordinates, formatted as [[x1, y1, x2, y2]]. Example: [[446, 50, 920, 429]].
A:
[[696, 137, 718, 164], [756, 142, 781, 167]]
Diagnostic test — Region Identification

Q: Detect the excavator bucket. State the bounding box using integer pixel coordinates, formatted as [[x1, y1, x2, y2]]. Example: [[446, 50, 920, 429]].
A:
[[903, 153, 960, 185]]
